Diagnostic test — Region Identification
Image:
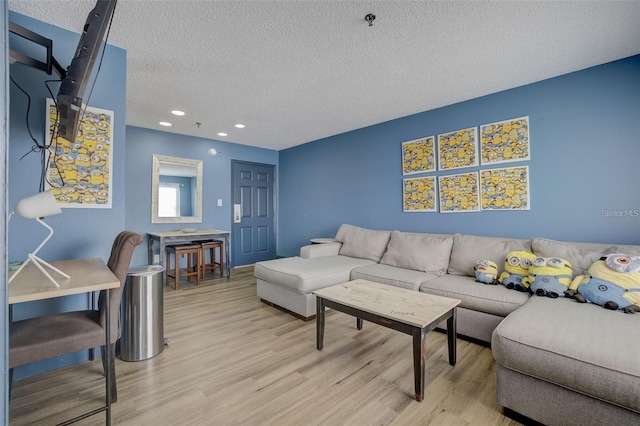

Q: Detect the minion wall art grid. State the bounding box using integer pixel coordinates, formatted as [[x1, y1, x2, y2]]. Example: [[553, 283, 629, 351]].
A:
[[401, 136, 436, 175], [403, 176, 437, 212], [437, 127, 478, 171], [438, 171, 480, 213], [45, 98, 114, 208], [480, 166, 530, 210], [480, 116, 530, 165]]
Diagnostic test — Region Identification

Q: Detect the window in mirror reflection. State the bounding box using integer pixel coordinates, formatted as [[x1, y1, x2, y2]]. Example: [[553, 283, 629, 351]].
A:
[[158, 183, 180, 217], [158, 175, 195, 217]]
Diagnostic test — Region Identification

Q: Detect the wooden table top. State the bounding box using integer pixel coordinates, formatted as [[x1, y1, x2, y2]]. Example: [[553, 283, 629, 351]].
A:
[[8, 257, 119, 304], [148, 229, 230, 238], [313, 279, 461, 328]]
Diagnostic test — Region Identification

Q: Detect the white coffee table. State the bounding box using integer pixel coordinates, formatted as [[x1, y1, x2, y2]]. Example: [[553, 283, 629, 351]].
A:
[[314, 279, 461, 401]]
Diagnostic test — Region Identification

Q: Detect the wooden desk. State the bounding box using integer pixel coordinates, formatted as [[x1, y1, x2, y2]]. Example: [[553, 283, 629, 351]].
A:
[[147, 229, 231, 278], [9, 257, 119, 425]]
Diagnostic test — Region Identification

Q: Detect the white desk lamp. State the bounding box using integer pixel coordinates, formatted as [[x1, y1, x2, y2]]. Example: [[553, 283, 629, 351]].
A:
[[8, 190, 70, 287]]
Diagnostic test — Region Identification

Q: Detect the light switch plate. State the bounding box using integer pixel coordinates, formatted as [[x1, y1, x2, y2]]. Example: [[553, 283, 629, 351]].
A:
[[217, 199, 223, 207]]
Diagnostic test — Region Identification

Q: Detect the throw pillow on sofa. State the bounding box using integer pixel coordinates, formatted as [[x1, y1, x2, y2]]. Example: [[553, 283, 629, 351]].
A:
[[380, 231, 453, 275], [335, 224, 391, 262], [448, 233, 532, 277]]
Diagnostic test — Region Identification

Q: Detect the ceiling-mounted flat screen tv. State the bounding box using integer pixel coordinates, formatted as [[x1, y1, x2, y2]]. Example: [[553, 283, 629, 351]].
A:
[[56, 0, 117, 142]]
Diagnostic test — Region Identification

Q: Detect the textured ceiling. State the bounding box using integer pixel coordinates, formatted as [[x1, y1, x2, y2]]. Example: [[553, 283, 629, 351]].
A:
[[8, 1, 640, 150]]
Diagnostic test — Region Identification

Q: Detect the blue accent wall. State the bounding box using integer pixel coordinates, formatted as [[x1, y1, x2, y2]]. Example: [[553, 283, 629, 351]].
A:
[[278, 55, 640, 257], [7, 12, 127, 379], [124, 126, 278, 267]]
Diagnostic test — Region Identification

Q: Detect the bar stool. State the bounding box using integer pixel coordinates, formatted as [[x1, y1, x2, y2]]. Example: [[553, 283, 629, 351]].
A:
[[165, 244, 201, 290], [200, 240, 224, 279]]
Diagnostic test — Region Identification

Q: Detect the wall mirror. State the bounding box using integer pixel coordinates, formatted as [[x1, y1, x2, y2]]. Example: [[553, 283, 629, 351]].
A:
[[152, 154, 202, 223]]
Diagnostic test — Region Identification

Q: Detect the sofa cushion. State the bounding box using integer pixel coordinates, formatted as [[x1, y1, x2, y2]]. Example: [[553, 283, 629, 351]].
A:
[[335, 224, 391, 262], [420, 274, 530, 317], [380, 231, 453, 275], [532, 237, 640, 276], [254, 255, 375, 294], [351, 263, 440, 291], [492, 297, 640, 412], [448, 233, 532, 277]]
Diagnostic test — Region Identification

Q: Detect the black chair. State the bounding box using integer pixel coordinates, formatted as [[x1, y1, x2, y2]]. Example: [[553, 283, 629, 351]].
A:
[[9, 230, 143, 402]]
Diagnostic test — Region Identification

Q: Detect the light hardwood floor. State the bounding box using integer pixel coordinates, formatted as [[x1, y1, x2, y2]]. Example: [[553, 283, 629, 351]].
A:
[[9, 267, 521, 425]]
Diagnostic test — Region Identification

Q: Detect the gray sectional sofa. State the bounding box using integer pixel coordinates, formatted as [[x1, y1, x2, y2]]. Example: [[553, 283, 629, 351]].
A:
[[254, 224, 640, 425]]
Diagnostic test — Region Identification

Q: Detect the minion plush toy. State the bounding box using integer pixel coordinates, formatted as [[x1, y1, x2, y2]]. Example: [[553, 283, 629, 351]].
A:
[[566, 253, 640, 313], [475, 260, 499, 285], [499, 251, 536, 292], [524, 257, 573, 298]]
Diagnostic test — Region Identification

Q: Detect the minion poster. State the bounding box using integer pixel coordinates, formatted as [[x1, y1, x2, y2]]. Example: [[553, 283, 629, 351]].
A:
[[403, 176, 437, 212], [480, 116, 530, 165], [438, 172, 480, 213], [402, 136, 436, 175], [45, 98, 113, 208], [480, 166, 530, 210], [437, 127, 478, 171]]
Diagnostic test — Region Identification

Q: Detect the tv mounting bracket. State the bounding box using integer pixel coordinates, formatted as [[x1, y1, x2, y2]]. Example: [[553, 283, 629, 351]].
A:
[[9, 21, 67, 79]]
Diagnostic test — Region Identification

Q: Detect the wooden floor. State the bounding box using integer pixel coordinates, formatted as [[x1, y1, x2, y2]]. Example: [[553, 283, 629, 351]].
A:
[[9, 267, 521, 425]]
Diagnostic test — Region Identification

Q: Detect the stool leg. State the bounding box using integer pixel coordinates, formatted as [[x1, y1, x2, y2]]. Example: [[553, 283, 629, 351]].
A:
[[187, 252, 192, 283], [195, 250, 201, 285], [200, 247, 206, 280], [175, 252, 180, 290], [166, 251, 170, 287]]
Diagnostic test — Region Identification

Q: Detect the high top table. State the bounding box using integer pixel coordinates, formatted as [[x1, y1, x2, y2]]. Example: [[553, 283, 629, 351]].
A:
[[314, 279, 461, 402], [9, 257, 120, 425], [147, 229, 231, 278]]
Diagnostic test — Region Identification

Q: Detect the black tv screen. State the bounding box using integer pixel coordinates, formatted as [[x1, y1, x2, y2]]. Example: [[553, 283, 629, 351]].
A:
[[56, 0, 117, 142]]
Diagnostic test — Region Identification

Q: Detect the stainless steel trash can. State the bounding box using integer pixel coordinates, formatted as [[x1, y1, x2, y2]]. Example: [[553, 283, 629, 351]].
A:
[[121, 265, 165, 361]]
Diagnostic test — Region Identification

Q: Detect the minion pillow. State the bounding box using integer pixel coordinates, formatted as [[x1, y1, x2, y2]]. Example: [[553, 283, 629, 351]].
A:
[[499, 250, 536, 292], [474, 260, 499, 285], [566, 253, 640, 313], [524, 257, 573, 298]]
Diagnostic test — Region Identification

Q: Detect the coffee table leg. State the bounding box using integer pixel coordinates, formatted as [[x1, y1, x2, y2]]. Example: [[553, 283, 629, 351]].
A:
[[412, 327, 427, 402], [356, 318, 363, 330], [447, 308, 457, 366], [316, 297, 325, 350]]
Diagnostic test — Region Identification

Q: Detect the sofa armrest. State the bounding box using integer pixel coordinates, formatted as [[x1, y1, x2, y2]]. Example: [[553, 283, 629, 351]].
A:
[[300, 242, 342, 259]]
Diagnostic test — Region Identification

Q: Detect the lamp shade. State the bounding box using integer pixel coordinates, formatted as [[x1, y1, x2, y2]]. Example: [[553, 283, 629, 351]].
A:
[[14, 190, 62, 219]]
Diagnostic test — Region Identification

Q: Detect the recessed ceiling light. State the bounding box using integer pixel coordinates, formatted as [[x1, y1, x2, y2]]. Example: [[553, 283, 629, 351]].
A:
[[171, 110, 185, 116], [159, 121, 172, 127], [218, 132, 227, 137], [234, 124, 245, 129]]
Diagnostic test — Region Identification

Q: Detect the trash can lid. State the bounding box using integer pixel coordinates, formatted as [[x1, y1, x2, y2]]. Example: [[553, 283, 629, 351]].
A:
[[128, 264, 164, 276]]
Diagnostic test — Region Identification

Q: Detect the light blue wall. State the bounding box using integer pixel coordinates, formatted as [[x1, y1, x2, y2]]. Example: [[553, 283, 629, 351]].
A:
[[7, 12, 127, 378], [124, 126, 279, 267], [278, 56, 640, 257]]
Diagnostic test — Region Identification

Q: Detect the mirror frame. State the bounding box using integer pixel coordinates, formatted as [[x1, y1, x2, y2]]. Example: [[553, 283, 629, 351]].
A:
[[152, 154, 203, 223]]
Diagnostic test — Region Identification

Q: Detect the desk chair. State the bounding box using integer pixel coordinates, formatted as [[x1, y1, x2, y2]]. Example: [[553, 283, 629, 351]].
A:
[[9, 230, 143, 403]]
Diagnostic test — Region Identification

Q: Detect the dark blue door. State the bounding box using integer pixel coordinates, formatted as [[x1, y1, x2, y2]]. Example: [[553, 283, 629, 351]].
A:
[[231, 161, 276, 266]]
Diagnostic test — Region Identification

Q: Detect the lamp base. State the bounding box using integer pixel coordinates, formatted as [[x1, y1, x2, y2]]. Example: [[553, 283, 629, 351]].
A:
[[8, 253, 70, 288]]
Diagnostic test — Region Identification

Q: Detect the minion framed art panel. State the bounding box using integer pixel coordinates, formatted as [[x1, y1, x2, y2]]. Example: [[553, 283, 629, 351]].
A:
[[438, 171, 480, 213], [403, 176, 437, 212], [480, 165, 530, 210], [437, 127, 478, 171], [402, 136, 436, 175], [480, 116, 530, 165], [45, 98, 114, 208]]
